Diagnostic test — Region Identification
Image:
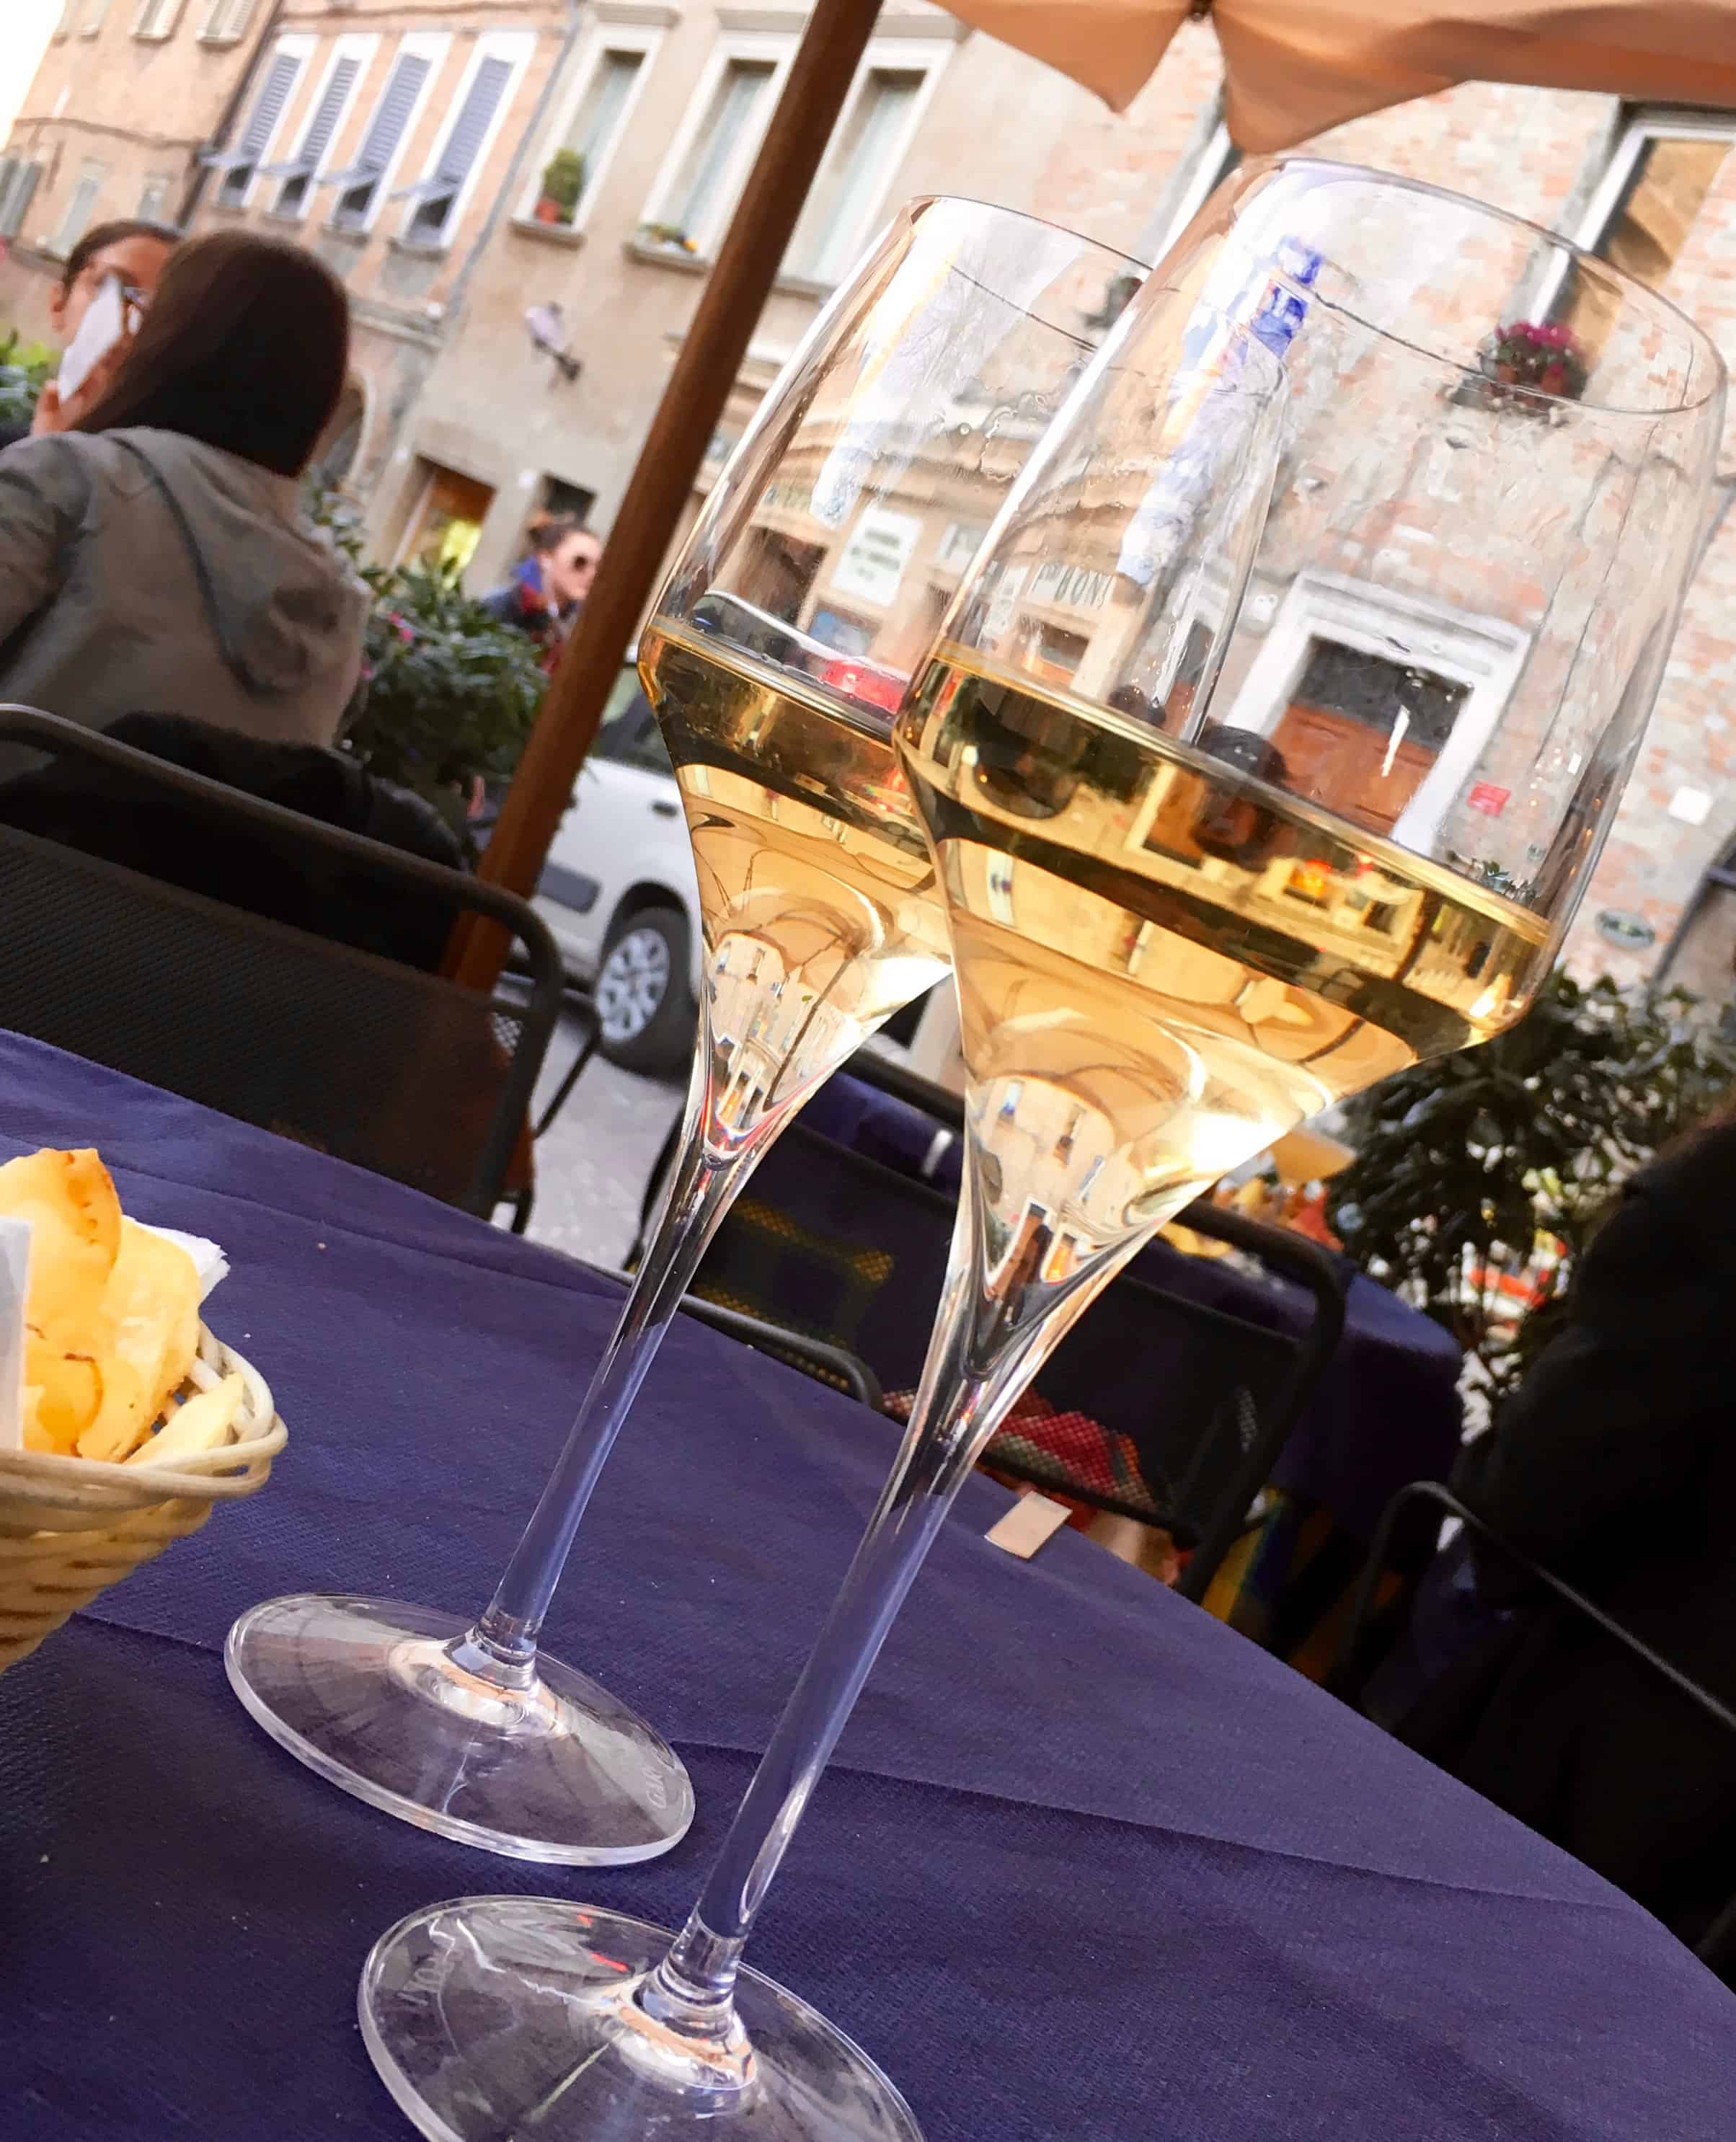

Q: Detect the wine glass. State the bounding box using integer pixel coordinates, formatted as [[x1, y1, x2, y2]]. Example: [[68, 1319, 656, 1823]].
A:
[[225, 199, 1150, 1863], [353, 304, 1287, 2138], [355, 161, 1723, 2142]]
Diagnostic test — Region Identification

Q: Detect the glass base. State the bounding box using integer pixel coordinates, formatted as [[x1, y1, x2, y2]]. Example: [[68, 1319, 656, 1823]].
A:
[[360, 1897, 924, 2142], [226, 1595, 694, 1865]]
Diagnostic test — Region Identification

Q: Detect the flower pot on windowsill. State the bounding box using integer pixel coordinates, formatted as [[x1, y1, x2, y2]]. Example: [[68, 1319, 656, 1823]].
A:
[[534, 197, 572, 226], [1449, 319, 1589, 420]]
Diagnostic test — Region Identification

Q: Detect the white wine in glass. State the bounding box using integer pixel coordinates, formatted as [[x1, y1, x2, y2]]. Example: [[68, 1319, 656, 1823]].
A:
[[640, 618, 951, 1134]]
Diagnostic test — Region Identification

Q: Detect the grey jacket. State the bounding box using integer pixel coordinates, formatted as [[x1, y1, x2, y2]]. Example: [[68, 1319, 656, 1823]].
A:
[[0, 427, 368, 749]]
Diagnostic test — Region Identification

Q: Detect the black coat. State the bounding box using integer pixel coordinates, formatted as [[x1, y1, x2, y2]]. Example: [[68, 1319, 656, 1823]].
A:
[[1401, 1127, 1736, 1950]]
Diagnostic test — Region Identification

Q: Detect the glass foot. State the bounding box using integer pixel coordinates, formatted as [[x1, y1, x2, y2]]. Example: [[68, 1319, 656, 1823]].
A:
[[360, 1897, 923, 2142], [226, 1595, 694, 1865]]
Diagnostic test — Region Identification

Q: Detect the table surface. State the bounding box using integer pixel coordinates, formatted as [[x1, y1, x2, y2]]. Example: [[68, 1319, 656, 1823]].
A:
[[2, 1031, 1730, 2142]]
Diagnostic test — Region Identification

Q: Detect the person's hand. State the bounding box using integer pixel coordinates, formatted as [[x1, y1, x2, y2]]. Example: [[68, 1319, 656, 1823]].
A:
[[30, 337, 131, 436]]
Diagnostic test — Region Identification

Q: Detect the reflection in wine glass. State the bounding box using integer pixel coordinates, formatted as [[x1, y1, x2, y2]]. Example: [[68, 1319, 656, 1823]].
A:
[[225, 199, 1150, 1866], [354, 304, 1285, 2142]]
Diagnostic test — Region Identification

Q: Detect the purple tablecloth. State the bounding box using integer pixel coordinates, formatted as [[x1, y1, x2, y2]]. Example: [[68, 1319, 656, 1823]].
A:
[[809, 1074, 1464, 1540], [1, 1031, 1730, 2141]]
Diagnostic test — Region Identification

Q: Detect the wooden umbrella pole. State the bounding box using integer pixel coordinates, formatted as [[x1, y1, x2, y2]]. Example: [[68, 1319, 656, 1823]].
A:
[[455, 0, 887, 988]]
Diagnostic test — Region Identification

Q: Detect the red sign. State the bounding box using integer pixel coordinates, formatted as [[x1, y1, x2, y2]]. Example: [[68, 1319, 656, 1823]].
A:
[[1466, 783, 1510, 818]]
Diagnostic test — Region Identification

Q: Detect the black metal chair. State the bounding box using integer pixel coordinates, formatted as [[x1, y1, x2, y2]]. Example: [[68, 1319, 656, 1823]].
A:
[[0, 706, 564, 1218], [649, 1099, 1344, 1602], [1330, 1479, 1736, 1978]]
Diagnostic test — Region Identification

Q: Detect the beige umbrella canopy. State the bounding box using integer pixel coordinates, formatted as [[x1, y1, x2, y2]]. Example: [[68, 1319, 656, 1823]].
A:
[[463, 0, 1736, 985], [946, 1, 1736, 148]]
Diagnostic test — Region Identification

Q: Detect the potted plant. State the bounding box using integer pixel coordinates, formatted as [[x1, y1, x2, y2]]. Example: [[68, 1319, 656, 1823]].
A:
[[536, 149, 585, 226], [0, 329, 54, 433], [307, 489, 547, 847], [1468, 318, 1590, 412], [1329, 969, 1736, 1413], [637, 221, 699, 256]]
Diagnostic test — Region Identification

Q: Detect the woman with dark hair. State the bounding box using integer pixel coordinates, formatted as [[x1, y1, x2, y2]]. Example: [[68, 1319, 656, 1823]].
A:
[[0, 216, 180, 449], [0, 230, 366, 746], [1399, 1093, 1736, 1959]]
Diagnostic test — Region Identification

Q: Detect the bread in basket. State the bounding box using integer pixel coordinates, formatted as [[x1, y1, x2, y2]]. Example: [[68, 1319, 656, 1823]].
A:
[[0, 1325, 285, 1673]]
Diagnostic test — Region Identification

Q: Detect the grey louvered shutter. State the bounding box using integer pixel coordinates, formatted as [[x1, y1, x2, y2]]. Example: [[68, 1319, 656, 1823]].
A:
[[239, 51, 300, 161], [355, 53, 430, 180], [405, 55, 510, 237], [270, 56, 358, 177]]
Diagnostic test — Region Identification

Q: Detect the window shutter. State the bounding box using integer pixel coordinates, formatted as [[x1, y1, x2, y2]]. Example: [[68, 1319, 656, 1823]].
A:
[[238, 50, 300, 162], [436, 56, 511, 190], [355, 53, 430, 179], [297, 56, 358, 172]]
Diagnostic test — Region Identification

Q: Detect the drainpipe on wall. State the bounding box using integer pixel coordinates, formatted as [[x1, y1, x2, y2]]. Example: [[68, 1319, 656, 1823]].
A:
[[177, 0, 288, 229]]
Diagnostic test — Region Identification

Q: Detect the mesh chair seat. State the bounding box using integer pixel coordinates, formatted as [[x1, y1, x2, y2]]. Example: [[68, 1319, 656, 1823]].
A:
[[0, 708, 562, 1215]]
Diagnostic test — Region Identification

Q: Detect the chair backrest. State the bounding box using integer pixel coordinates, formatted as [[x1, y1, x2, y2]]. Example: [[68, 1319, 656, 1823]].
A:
[[0, 706, 562, 1215], [688, 1113, 1340, 1580], [1332, 1479, 1736, 1976]]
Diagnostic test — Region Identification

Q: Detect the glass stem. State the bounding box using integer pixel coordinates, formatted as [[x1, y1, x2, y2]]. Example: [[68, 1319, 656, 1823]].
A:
[[649, 1158, 1147, 2014], [457, 1045, 769, 1681]]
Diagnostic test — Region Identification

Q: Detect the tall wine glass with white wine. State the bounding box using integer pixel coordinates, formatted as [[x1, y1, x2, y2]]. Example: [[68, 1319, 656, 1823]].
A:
[[226, 198, 1149, 1864]]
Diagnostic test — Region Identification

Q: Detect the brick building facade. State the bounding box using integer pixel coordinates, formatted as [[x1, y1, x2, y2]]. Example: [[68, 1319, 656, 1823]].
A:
[[1, 11, 1733, 989]]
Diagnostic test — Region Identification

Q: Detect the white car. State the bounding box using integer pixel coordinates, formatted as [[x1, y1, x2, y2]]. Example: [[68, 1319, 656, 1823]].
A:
[[533, 657, 703, 1076], [534, 634, 944, 1076]]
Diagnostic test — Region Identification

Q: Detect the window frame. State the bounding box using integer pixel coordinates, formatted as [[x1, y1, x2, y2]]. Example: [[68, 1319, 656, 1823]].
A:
[[1533, 106, 1736, 317], [137, 172, 174, 220], [520, 22, 663, 232], [78, 0, 113, 35], [779, 39, 946, 289], [639, 31, 796, 262], [394, 27, 534, 252], [1147, 119, 1240, 265], [132, 0, 186, 40], [212, 33, 314, 209], [199, 0, 257, 45], [322, 30, 449, 238], [50, 158, 110, 257], [1215, 569, 1531, 852], [266, 32, 376, 222]]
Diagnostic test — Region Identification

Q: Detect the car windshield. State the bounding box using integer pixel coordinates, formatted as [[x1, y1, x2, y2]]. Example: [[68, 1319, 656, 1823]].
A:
[[595, 660, 672, 776]]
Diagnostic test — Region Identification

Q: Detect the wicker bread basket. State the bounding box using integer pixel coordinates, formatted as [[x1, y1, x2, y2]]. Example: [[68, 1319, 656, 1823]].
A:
[[0, 1327, 284, 1673]]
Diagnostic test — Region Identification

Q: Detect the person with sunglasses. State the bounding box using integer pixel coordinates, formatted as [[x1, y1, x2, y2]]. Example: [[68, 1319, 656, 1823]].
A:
[[0, 218, 179, 451]]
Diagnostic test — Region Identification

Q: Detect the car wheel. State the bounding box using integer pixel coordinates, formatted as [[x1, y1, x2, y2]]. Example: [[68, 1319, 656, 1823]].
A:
[[595, 905, 697, 1075]]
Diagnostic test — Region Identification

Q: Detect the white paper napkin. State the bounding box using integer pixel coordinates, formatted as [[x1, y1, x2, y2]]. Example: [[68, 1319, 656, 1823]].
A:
[[0, 1218, 29, 1456]]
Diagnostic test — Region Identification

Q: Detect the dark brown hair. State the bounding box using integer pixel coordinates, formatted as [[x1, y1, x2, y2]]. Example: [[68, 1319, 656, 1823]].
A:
[[75, 229, 351, 479], [58, 217, 180, 292], [526, 513, 580, 554]]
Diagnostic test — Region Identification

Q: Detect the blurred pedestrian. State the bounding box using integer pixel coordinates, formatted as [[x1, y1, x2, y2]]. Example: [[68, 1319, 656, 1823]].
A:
[[0, 218, 180, 449], [482, 518, 599, 665]]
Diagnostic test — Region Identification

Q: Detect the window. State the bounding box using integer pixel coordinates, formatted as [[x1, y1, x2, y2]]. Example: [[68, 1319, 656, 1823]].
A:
[[208, 40, 307, 207], [784, 58, 934, 286], [79, 0, 112, 32], [397, 32, 530, 248], [52, 160, 108, 255], [322, 35, 446, 234], [643, 48, 785, 259], [528, 39, 656, 229], [1142, 118, 1241, 266], [133, 0, 184, 37], [200, 0, 256, 41], [0, 161, 44, 239], [137, 173, 173, 221], [53, 1, 76, 37], [1550, 110, 1735, 354], [263, 39, 371, 218]]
